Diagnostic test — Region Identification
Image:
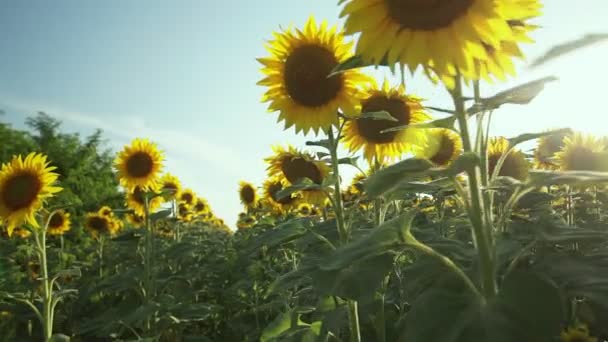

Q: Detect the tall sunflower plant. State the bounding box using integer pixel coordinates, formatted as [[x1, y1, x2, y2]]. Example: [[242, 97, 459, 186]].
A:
[[253, 3, 608, 341], [0, 152, 79, 341]]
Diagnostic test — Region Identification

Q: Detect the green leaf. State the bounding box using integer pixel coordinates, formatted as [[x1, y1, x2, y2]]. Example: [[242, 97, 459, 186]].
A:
[[365, 158, 434, 198], [261, 311, 296, 342], [435, 152, 480, 177], [527, 170, 608, 187], [275, 178, 322, 200], [359, 110, 397, 121], [321, 212, 416, 271], [384, 177, 453, 201], [242, 218, 310, 255], [531, 33, 608, 68], [150, 209, 172, 221], [380, 115, 457, 134], [337, 156, 359, 167], [468, 76, 558, 114], [507, 128, 572, 149], [49, 334, 71, 342], [305, 139, 332, 150]]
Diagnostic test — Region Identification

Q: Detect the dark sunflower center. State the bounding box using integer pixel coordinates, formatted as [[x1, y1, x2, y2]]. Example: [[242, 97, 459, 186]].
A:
[[385, 0, 474, 30], [89, 216, 109, 232], [195, 202, 206, 212], [2, 172, 42, 211], [163, 182, 178, 193], [179, 205, 189, 216], [49, 213, 64, 228], [133, 187, 145, 205], [126, 152, 154, 178], [181, 193, 193, 204], [430, 135, 456, 166], [281, 157, 323, 184], [241, 185, 256, 204], [489, 152, 528, 181], [101, 208, 112, 216], [284, 44, 343, 107], [357, 96, 411, 144], [568, 147, 598, 171], [300, 206, 311, 215]]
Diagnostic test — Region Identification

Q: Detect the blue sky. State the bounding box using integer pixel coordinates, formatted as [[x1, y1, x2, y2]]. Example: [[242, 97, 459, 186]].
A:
[[1, 1, 607, 228]]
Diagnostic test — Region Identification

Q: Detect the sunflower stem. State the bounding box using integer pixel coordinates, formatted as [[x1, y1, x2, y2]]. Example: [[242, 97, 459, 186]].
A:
[[98, 236, 104, 278], [34, 226, 53, 341], [327, 127, 361, 342], [143, 192, 154, 334], [451, 75, 496, 300]]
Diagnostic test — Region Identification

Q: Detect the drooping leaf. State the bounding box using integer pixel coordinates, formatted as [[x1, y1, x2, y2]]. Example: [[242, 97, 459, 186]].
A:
[[380, 115, 457, 134], [507, 128, 572, 149], [150, 209, 172, 221], [468, 76, 558, 114], [365, 158, 434, 198], [531, 33, 608, 68], [527, 170, 608, 187], [359, 110, 397, 122]]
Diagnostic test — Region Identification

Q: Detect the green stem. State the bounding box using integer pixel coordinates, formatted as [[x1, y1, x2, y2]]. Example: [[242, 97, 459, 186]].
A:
[[98, 236, 104, 278], [452, 76, 496, 300], [327, 128, 360, 342], [34, 228, 53, 341], [143, 193, 153, 333]]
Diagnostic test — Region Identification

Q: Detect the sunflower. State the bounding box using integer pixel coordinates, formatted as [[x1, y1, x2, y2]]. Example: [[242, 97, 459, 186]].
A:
[[85, 213, 113, 238], [46, 210, 71, 236], [238, 181, 258, 210], [0, 152, 62, 236], [177, 202, 193, 222], [114, 138, 164, 191], [126, 185, 163, 216], [555, 133, 608, 172], [193, 197, 209, 215], [126, 213, 144, 228], [341, 0, 522, 78], [237, 215, 256, 230], [487, 137, 529, 181], [98, 206, 114, 218], [534, 129, 573, 170], [414, 128, 463, 167], [297, 203, 313, 217], [265, 145, 331, 206], [560, 324, 597, 342], [342, 81, 431, 163], [178, 188, 196, 207], [263, 176, 302, 213], [258, 16, 372, 135], [12, 227, 32, 239], [160, 173, 181, 200]]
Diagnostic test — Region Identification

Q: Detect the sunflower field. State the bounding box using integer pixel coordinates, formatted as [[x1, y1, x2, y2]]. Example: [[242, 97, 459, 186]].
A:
[[2, 1, 608, 341]]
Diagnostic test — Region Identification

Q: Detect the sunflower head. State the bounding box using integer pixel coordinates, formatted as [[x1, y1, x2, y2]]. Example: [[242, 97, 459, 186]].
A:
[[560, 324, 597, 342], [12, 227, 32, 239], [178, 188, 196, 207], [193, 197, 209, 215], [555, 133, 608, 172], [488, 137, 529, 181], [258, 16, 372, 135], [340, 0, 529, 80], [160, 173, 181, 200], [414, 128, 463, 167], [236, 215, 257, 230], [126, 185, 163, 216], [177, 203, 193, 222], [343, 81, 430, 163], [126, 213, 144, 228], [297, 203, 313, 217], [263, 176, 301, 213], [238, 181, 258, 209], [46, 210, 71, 236], [0, 152, 62, 236], [114, 138, 164, 191], [98, 206, 114, 218], [265, 145, 331, 206], [534, 129, 573, 170], [85, 213, 113, 239]]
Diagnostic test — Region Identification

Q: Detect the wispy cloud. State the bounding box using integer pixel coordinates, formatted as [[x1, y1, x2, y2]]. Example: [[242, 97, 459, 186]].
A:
[[1, 98, 246, 177]]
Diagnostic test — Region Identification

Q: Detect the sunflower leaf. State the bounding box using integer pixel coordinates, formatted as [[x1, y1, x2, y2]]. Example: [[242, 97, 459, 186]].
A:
[[527, 170, 608, 187], [432, 152, 480, 177], [365, 158, 434, 198], [530, 33, 608, 68], [507, 128, 572, 149], [468, 76, 558, 114], [380, 115, 457, 133], [337, 156, 359, 167], [275, 178, 321, 200], [359, 110, 397, 121], [306, 139, 332, 151], [328, 54, 390, 77], [150, 209, 172, 221]]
